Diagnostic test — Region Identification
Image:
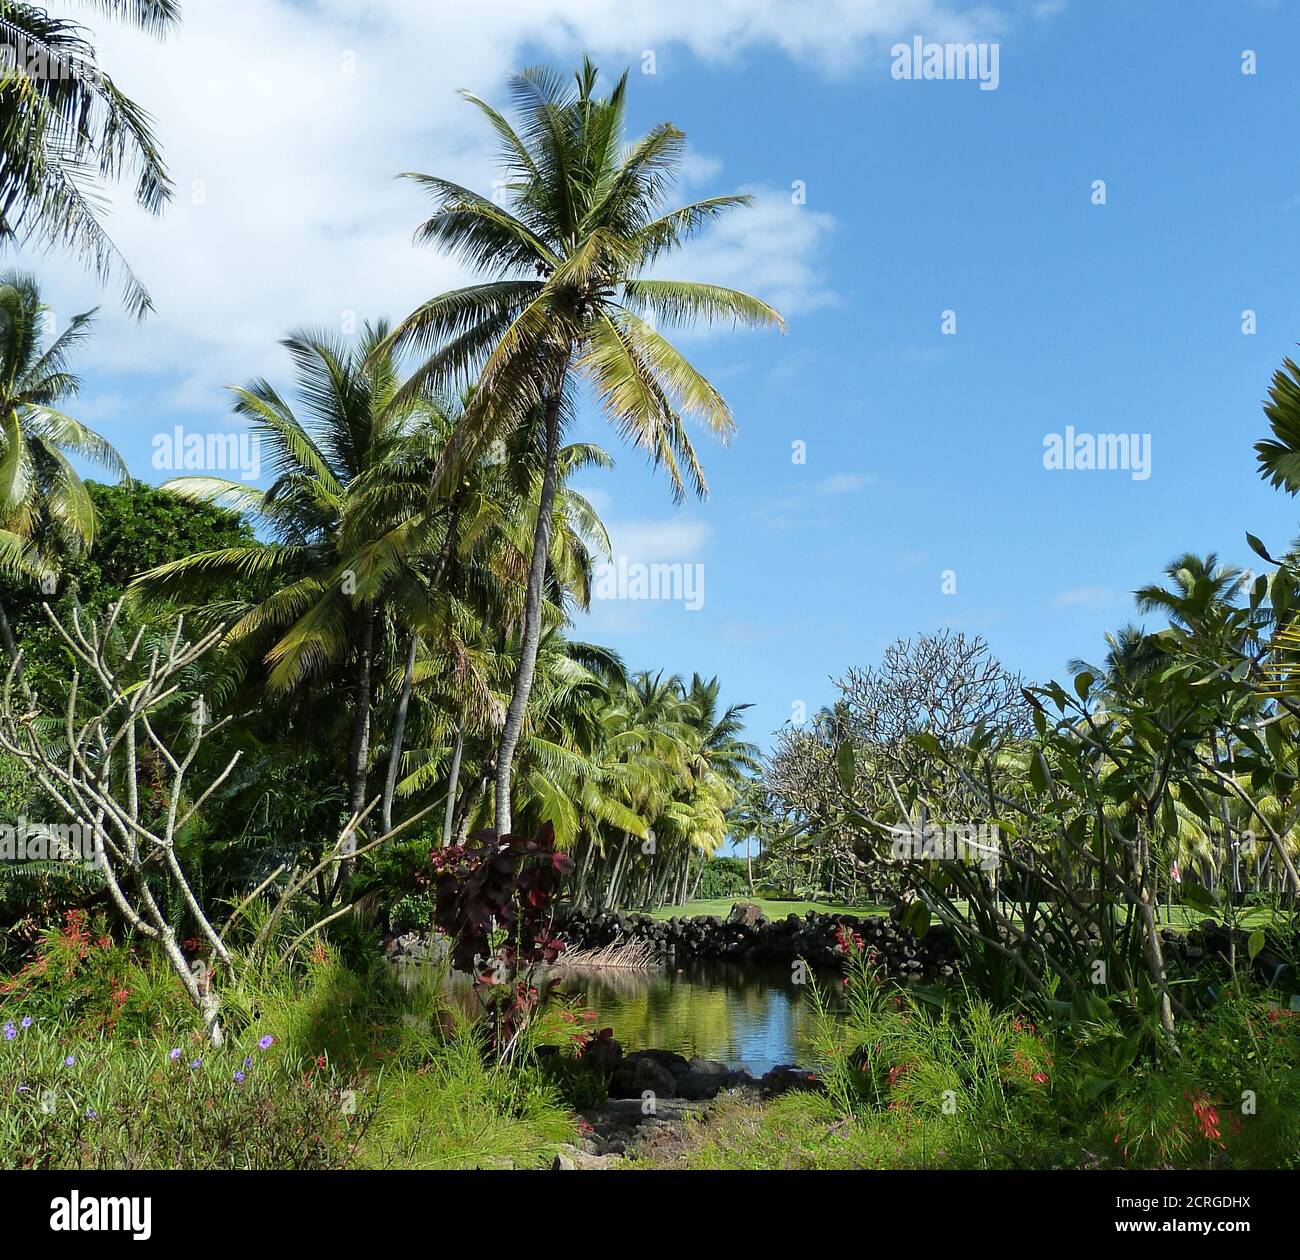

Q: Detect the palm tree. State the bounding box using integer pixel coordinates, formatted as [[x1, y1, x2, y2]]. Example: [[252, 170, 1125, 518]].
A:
[[381, 57, 785, 833], [131, 323, 444, 830], [1257, 354, 1300, 495], [0, 270, 126, 660], [1135, 553, 1249, 635], [383, 417, 615, 837], [0, 2, 177, 317]]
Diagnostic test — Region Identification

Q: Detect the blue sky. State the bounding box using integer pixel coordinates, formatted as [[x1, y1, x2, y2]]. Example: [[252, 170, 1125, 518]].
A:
[[15, 0, 1300, 756]]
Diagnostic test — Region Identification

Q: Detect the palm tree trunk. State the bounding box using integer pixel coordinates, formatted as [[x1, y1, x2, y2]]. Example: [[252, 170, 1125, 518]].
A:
[[493, 368, 567, 835], [347, 602, 378, 821], [381, 633, 419, 834], [442, 724, 465, 847], [381, 498, 462, 836], [0, 597, 27, 696]]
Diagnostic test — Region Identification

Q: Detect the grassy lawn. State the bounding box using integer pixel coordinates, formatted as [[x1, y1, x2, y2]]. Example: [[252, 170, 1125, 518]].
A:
[[639, 897, 1280, 929], [644, 897, 889, 921]]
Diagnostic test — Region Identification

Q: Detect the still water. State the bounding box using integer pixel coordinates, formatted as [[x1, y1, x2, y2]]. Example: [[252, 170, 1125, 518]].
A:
[[407, 958, 839, 1076]]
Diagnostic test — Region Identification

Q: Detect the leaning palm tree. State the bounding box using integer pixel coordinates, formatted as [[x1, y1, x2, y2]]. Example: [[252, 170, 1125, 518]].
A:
[[381, 57, 785, 833], [0, 270, 127, 659], [0, 2, 177, 317]]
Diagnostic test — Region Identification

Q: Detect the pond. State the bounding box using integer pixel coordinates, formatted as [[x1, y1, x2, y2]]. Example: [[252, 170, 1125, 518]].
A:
[[401, 957, 842, 1076]]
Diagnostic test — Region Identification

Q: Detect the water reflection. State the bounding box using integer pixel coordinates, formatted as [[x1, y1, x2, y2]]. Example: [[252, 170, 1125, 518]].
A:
[[403, 958, 841, 1076]]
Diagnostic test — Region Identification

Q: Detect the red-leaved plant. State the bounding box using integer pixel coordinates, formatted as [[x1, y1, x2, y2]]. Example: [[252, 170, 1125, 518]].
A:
[[429, 823, 572, 1059]]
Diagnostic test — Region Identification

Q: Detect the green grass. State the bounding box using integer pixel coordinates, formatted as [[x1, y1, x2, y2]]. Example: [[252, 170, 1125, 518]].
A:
[[644, 896, 888, 921], [642, 895, 1278, 932], [0, 912, 581, 1170]]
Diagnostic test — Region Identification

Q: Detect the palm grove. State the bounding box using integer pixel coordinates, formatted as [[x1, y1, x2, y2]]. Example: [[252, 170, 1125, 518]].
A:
[[0, 15, 779, 1011]]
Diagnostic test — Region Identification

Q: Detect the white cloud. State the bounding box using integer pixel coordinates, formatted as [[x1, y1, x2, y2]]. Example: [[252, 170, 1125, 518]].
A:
[[11, 0, 1017, 441], [818, 472, 875, 495], [1051, 586, 1114, 609], [608, 517, 711, 562]]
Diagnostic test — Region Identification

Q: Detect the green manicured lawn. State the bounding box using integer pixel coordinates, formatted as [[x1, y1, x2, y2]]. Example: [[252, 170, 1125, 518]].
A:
[[640, 896, 1280, 930], [644, 896, 888, 921]]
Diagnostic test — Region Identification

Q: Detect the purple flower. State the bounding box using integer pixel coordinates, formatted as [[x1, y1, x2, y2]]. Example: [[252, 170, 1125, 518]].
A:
[[2, 1022, 15, 1041], [233, 1071, 245, 1084], [63, 1055, 75, 1067], [86, 1107, 97, 1119], [168, 1048, 182, 1061], [257, 1035, 274, 1051], [16, 1084, 30, 1093], [243, 1056, 253, 1069], [189, 1058, 202, 1070], [19, 1016, 31, 1029]]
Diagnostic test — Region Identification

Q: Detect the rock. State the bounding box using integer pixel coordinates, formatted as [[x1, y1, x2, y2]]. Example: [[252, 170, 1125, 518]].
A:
[[551, 1143, 620, 1170], [728, 901, 766, 927], [759, 1064, 821, 1096], [632, 1056, 678, 1098], [609, 1055, 679, 1099], [688, 1057, 731, 1077], [625, 1048, 690, 1077], [676, 1069, 724, 1100]]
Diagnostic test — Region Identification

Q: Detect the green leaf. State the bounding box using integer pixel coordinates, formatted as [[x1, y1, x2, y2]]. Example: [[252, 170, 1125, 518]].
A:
[[1180, 878, 1219, 915], [1073, 671, 1094, 700], [1246, 533, 1276, 565], [836, 741, 856, 793], [1248, 930, 1266, 962], [900, 900, 931, 938]]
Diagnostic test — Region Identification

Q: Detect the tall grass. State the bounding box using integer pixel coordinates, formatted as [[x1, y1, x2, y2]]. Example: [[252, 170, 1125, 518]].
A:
[[797, 950, 1300, 1169]]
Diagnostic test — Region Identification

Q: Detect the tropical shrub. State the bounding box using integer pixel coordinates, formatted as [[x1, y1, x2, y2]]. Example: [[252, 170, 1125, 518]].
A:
[[430, 823, 571, 1057], [808, 948, 1300, 1169], [696, 856, 750, 900]]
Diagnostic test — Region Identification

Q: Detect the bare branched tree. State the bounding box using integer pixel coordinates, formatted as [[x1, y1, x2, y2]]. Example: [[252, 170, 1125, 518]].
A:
[[0, 600, 234, 1040], [0, 599, 441, 1045]]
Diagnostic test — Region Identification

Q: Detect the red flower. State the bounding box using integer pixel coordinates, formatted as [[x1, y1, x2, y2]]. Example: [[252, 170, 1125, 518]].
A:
[[1190, 1093, 1221, 1141]]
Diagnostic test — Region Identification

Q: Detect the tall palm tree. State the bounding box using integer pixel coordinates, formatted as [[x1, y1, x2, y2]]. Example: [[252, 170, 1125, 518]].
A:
[[0, 2, 177, 317], [131, 323, 443, 828], [381, 57, 785, 833], [0, 270, 126, 659], [382, 412, 614, 835]]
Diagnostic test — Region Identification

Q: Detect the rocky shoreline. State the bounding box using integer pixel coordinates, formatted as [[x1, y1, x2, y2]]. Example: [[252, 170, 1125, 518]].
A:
[[550, 1045, 821, 1169], [556, 902, 960, 981], [386, 905, 1291, 997]]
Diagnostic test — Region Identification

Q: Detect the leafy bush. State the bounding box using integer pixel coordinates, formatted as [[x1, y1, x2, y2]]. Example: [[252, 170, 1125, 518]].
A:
[[806, 949, 1300, 1169], [430, 823, 571, 1056], [695, 856, 750, 900]]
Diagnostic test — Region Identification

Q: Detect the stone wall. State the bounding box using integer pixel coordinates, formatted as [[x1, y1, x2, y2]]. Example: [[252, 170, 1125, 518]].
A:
[[557, 903, 960, 981]]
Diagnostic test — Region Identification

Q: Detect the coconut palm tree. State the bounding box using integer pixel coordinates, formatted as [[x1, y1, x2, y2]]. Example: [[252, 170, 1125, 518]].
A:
[[382, 421, 614, 836], [0, 2, 177, 317], [0, 270, 126, 660], [131, 322, 445, 829], [381, 57, 784, 833]]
